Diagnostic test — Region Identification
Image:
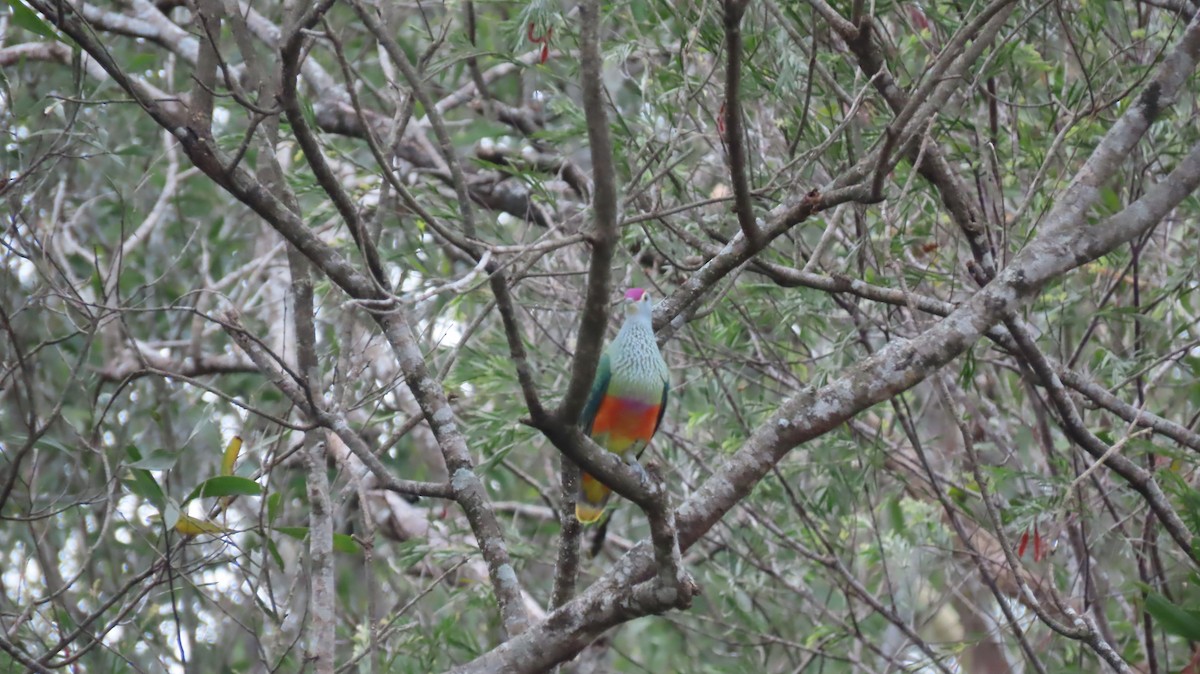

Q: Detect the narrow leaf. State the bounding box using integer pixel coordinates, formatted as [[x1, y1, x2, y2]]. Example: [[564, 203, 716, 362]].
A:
[[127, 449, 181, 471], [1146, 592, 1200, 641], [174, 514, 227, 537], [273, 527, 360, 554], [266, 492, 282, 524], [4, 0, 59, 41], [266, 538, 285, 570], [333, 533, 361, 554], [184, 476, 262, 504], [274, 526, 309, 541], [125, 469, 165, 510]]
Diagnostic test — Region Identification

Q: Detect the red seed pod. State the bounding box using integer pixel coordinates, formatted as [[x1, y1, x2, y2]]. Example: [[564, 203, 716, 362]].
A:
[[528, 24, 552, 63]]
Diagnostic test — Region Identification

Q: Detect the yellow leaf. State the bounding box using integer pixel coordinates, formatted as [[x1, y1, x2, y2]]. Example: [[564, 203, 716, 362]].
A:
[[175, 514, 227, 537], [221, 435, 243, 477]]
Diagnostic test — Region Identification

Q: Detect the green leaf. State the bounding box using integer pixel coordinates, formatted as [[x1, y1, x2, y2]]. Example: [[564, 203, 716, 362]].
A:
[[274, 526, 308, 541], [887, 495, 907, 538], [127, 449, 181, 471], [266, 537, 285, 570], [124, 469, 165, 511], [273, 527, 361, 554], [4, 0, 60, 41], [1145, 592, 1200, 641], [184, 476, 263, 504], [959, 349, 976, 387], [333, 533, 361, 554], [266, 492, 282, 524]]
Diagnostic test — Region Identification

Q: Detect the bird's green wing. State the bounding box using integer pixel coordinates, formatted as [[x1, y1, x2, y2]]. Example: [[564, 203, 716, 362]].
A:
[[579, 352, 611, 435]]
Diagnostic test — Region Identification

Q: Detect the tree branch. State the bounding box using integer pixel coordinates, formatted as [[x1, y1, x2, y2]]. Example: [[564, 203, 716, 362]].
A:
[[449, 116, 1200, 674], [279, 0, 389, 288], [722, 0, 761, 245], [556, 0, 621, 425]]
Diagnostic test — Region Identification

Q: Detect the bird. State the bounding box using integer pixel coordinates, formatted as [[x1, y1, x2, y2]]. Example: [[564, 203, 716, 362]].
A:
[[575, 287, 670, 524]]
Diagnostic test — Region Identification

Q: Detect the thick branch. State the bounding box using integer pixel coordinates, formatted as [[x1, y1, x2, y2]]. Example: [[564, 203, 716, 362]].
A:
[[654, 183, 869, 340], [449, 123, 1200, 674], [28, 0, 532, 637], [1003, 317, 1195, 560], [752, 258, 1200, 455], [373, 315, 530, 635], [550, 459, 583, 609], [532, 421, 694, 598], [556, 0, 621, 424], [722, 0, 761, 244], [221, 316, 453, 500]]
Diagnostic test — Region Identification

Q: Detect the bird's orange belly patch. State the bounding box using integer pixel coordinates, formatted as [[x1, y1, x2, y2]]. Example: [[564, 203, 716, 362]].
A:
[[590, 395, 660, 451]]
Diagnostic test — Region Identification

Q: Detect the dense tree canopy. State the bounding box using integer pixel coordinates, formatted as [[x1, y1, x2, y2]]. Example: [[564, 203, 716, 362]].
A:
[[4, 0, 1200, 671]]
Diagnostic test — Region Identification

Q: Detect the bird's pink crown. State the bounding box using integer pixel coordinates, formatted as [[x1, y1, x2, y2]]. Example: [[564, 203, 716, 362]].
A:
[[625, 288, 647, 301]]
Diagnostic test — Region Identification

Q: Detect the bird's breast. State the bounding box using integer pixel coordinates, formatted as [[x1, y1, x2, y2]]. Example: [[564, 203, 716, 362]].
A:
[[590, 395, 661, 446]]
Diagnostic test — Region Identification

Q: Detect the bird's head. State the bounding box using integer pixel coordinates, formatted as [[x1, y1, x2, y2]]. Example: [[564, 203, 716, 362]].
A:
[[623, 287, 654, 320]]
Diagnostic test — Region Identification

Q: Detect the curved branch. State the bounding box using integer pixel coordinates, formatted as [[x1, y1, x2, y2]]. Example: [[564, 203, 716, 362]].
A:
[[721, 0, 761, 245]]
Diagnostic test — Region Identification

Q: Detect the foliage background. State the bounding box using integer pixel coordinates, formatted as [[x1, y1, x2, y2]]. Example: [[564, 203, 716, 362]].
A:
[[3, 0, 1200, 672]]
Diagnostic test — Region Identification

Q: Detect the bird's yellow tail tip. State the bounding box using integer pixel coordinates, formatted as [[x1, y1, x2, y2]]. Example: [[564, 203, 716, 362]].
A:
[[575, 502, 604, 524]]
